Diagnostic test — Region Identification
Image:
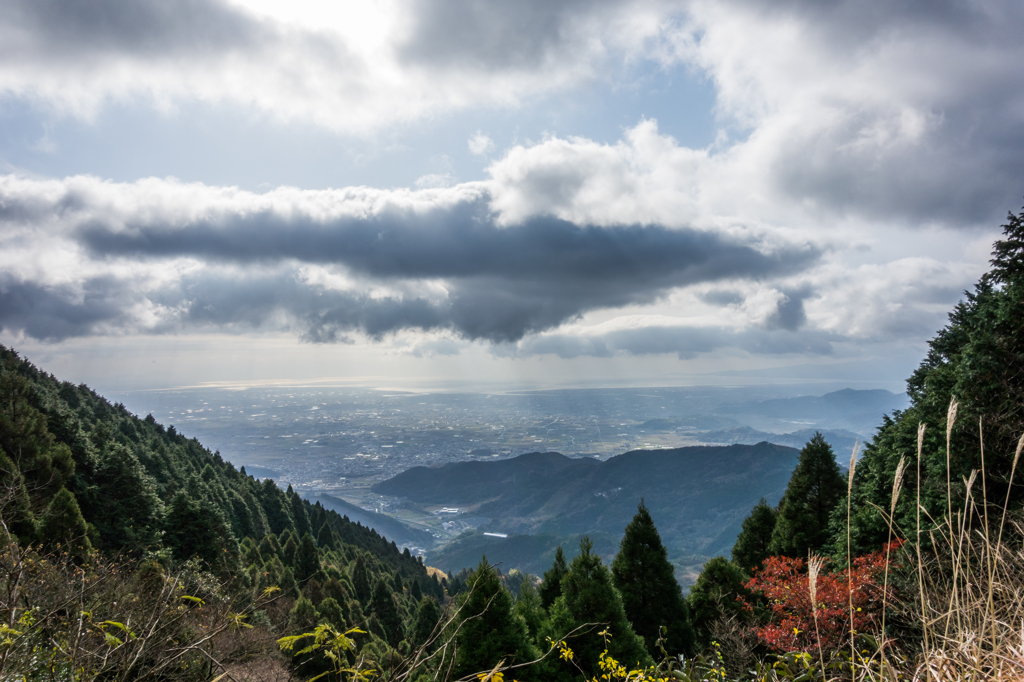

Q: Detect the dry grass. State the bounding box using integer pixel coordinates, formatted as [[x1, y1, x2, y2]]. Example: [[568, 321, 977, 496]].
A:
[[858, 400, 1024, 682]]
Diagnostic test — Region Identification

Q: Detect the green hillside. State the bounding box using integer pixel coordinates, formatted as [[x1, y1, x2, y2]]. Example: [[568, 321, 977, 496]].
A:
[[376, 442, 801, 577], [0, 344, 444, 680]]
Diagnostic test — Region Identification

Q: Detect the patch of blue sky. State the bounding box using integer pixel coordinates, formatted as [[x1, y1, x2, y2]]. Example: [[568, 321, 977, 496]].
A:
[[0, 62, 717, 192]]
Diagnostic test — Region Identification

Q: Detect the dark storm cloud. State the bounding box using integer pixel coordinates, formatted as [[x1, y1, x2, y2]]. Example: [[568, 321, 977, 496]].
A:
[[764, 287, 811, 332], [515, 324, 839, 360], [67, 198, 819, 341], [75, 199, 815, 285], [0, 276, 134, 341], [0, 179, 822, 344], [1, 0, 264, 61]]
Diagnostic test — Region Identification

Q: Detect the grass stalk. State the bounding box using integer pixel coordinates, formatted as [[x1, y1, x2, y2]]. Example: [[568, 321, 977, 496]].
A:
[[847, 440, 858, 670], [916, 422, 929, 680], [880, 455, 906, 663], [807, 554, 826, 675], [944, 398, 959, 642]]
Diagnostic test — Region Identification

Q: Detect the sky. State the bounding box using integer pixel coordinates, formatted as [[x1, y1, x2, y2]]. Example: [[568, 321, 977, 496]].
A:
[[1, 0, 1023, 393]]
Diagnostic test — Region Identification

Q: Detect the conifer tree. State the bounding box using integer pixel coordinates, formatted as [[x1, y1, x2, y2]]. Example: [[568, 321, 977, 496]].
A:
[[370, 578, 403, 647], [283, 535, 298, 565], [0, 372, 74, 504], [295, 532, 320, 583], [412, 596, 441, 649], [352, 555, 373, 603], [89, 443, 163, 550], [769, 433, 845, 558], [611, 500, 695, 657], [687, 557, 753, 645], [258, 533, 282, 561], [451, 556, 537, 679], [836, 208, 1024, 555], [288, 487, 311, 537], [317, 597, 347, 631], [540, 545, 567, 608], [731, 498, 778, 571], [260, 479, 293, 534], [513, 579, 545, 639], [164, 491, 233, 565], [548, 537, 651, 676], [39, 486, 92, 558], [316, 523, 335, 550]]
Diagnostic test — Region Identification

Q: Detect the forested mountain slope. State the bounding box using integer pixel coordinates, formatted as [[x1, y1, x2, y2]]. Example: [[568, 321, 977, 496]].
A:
[[375, 442, 801, 562], [0, 344, 432, 583]]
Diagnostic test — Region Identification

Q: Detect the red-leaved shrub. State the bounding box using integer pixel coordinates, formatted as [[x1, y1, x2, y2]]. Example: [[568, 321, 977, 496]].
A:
[[740, 540, 903, 653]]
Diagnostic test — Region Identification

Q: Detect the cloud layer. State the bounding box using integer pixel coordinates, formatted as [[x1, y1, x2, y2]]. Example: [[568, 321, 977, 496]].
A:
[[0, 174, 819, 345]]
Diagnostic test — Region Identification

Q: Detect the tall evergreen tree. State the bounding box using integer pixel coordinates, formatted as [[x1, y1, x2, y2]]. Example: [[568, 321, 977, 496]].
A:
[[351, 555, 373, 603], [732, 498, 778, 572], [39, 486, 92, 558], [370, 578, 403, 647], [769, 433, 845, 558], [451, 556, 537, 679], [687, 557, 754, 645], [84, 442, 164, 551], [611, 500, 695, 657], [540, 545, 567, 608], [294, 532, 320, 583], [288, 487, 311, 537], [513, 579, 545, 640], [835, 208, 1024, 556], [164, 491, 234, 568], [548, 537, 651, 676], [412, 597, 441, 650]]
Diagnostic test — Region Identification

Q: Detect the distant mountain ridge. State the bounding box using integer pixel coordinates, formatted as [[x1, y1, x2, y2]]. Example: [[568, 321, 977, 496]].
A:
[[695, 427, 861, 457], [374, 443, 802, 579], [719, 388, 908, 435]]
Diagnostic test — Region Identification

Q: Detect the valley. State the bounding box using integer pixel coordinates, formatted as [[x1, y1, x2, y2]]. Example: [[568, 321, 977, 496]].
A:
[[109, 383, 907, 584]]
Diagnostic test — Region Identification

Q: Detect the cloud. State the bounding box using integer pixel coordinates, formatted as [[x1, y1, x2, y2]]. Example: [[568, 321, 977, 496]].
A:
[[512, 319, 840, 360], [0, 173, 820, 344], [0, 0, 682, 134], [468, 132, 495, 156], [3, 0, 1022, 229], [680, 0, 1024, 226]]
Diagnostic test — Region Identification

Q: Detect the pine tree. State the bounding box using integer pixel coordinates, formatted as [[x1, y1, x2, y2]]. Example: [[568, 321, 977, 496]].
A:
[[540, 545, 567, 608], [548, 537, 651, 676], [295, 532, 320, 583], [317, 597, 347, 631], [412, 597, 441, 649], [288, 487, 311, 537], [611, 501, 695, 657], [513, 579, 545, 639], [835, 208, 1024, 556], [769, 433, 845, 558], [86, 443, 164, 551], [39, 486, 92, 558], [260, 479, 293, 535], [732, 498, 778, 571], [163, 491, 234, 565], [687, 557, 753, 645], [352, 555, 373, 603], [370, 578, 403, 647], [451, 556, 538, 679]]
